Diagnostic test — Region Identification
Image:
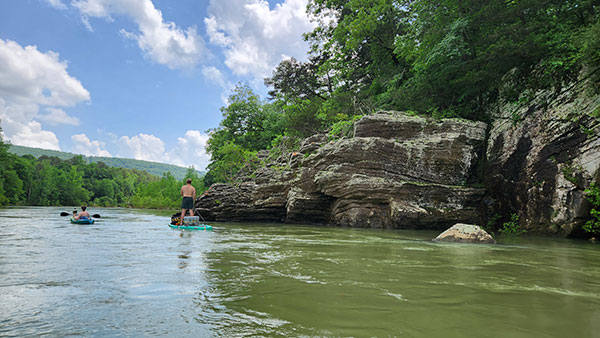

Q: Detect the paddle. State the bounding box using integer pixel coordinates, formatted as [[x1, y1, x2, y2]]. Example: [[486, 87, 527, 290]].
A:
[[60, 212, 101, 218]]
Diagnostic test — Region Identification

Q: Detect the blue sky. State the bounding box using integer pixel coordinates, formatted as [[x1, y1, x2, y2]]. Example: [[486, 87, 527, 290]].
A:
[[0, 0, 315, 169]]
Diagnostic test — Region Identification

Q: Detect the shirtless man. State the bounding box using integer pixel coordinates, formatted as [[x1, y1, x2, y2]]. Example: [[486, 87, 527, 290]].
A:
[[75, 206, 90, 220], [180, 179, 196, 219]]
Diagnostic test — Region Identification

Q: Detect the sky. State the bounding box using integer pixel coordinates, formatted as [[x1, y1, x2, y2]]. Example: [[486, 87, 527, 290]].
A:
[[0, 0, 316, 170]]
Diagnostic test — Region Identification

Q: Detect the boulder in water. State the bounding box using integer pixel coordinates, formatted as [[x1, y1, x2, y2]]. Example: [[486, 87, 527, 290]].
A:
[[433, 223, 496, 244]]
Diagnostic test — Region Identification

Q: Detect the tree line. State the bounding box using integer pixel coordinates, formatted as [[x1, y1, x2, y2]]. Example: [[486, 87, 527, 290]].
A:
[[204, 0, 600, 186], [0, 131, 204, 208]]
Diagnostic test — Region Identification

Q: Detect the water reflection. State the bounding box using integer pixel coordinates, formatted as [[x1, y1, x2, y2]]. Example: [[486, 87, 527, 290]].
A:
[[177, 231, 193, 270]]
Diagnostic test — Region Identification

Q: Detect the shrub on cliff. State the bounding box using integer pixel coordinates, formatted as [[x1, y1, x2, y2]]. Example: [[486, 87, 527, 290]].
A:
[[499, 214, 527, 236], [328, 115, 363, 140], [584, 184, 600, 234]]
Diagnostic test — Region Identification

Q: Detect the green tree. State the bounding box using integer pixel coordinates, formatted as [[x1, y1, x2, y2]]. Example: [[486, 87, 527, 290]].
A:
[[131, 172, 182, 209], [0, 124, 12, 205], [183, 166, 206, 193], [583, 184, 600, 234], [204, 84, 283, 186], [12, 156, 35, 204], [393, 0, 600, 119], [207, 83, 284, 154], [295, 0, 600, 121], [204, 141, 258, 186], [304, 0, 410, 117]]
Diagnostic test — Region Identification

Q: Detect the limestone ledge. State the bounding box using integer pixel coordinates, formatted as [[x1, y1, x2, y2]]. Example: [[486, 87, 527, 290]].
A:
[[196, 111, 488, 229]]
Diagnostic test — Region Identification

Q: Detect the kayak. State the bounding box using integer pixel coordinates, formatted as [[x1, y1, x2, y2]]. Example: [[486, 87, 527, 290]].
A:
[[71, 217, 94, 224], [169, 224, 212, 231]]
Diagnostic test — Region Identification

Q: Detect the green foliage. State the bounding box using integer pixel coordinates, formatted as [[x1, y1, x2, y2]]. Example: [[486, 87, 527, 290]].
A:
[[268, 134, 301, 162], [300, 0, 600, 121], [306, 0, 409, 110], [207, 83, 284, 154], [183, 166, 205, 192], [204, 141, 259, 186], [264, 0, 400, 138], [580, 20, 600, 69], [204, 83, 288, 186], [0, 127, 19, 206], [591, 105, 600, 119], [562, 165, 580, 186], [399, 0, 598, 118], [499, 214, 527, 236], [131, 172, 181, 209], [328, 115, 363, 140], [583, 183, 600, 234], [580, 124, 595, 136], [280, 98, 324, 138], [510, 112, 522, 127], [483, 213, 501, 234]]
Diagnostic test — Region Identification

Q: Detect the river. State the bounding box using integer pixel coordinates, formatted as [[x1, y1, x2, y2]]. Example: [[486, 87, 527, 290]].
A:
[[0, 206, 599, 337]]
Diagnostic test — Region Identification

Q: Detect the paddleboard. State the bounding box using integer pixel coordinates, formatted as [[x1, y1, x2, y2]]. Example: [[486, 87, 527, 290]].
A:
[[169, 224, 213, 231]]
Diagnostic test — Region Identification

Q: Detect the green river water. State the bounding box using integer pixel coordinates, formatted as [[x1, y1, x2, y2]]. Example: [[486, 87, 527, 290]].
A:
[[0, 207, 599, 337]]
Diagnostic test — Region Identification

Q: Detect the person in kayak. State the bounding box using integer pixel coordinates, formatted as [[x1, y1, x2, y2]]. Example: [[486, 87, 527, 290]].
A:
[[75, 206, 90, 220], [180, 179, 196, 220]]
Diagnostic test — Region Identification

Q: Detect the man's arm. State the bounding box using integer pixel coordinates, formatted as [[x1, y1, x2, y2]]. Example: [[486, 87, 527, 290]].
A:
[[193, 187, 196, 200], [180, 186, 184, 196]]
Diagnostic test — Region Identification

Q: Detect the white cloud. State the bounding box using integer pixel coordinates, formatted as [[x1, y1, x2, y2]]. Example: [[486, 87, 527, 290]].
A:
[[72, 0, 207, 70], [71, 133, 111, 156], [37, 107, 80, 126], [47, 0, 68, 9], [117, 133, 166, 161], [202, 66, 227, 88], [0, 39, 90, 150], [116, 130, 210, 170], [9, 119, 61, 150], [173, 130, 211, 170], [97, 128, 118, 142], [0, 39, 90, 107], [205, 0, 316, 79], [202, 66, 234, 103]]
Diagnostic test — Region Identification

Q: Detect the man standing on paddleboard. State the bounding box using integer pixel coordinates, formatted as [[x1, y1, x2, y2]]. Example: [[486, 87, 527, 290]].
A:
[[180, 179, 196, 220]]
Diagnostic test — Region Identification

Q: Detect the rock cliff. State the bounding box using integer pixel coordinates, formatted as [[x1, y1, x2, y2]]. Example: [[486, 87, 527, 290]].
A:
[[196, 112, 488, 229], [485, 79, 600, 236], [196, 79, 600, 236]]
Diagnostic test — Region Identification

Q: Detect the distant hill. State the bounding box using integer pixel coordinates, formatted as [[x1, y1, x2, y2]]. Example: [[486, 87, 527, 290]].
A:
[[8, 145, 202, 180]]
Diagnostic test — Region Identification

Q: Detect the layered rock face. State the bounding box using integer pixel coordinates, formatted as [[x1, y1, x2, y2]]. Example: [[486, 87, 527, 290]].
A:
[[485, 81, 600, 236], [195, 167, 294, 223], [196, 111, 488, 229]]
